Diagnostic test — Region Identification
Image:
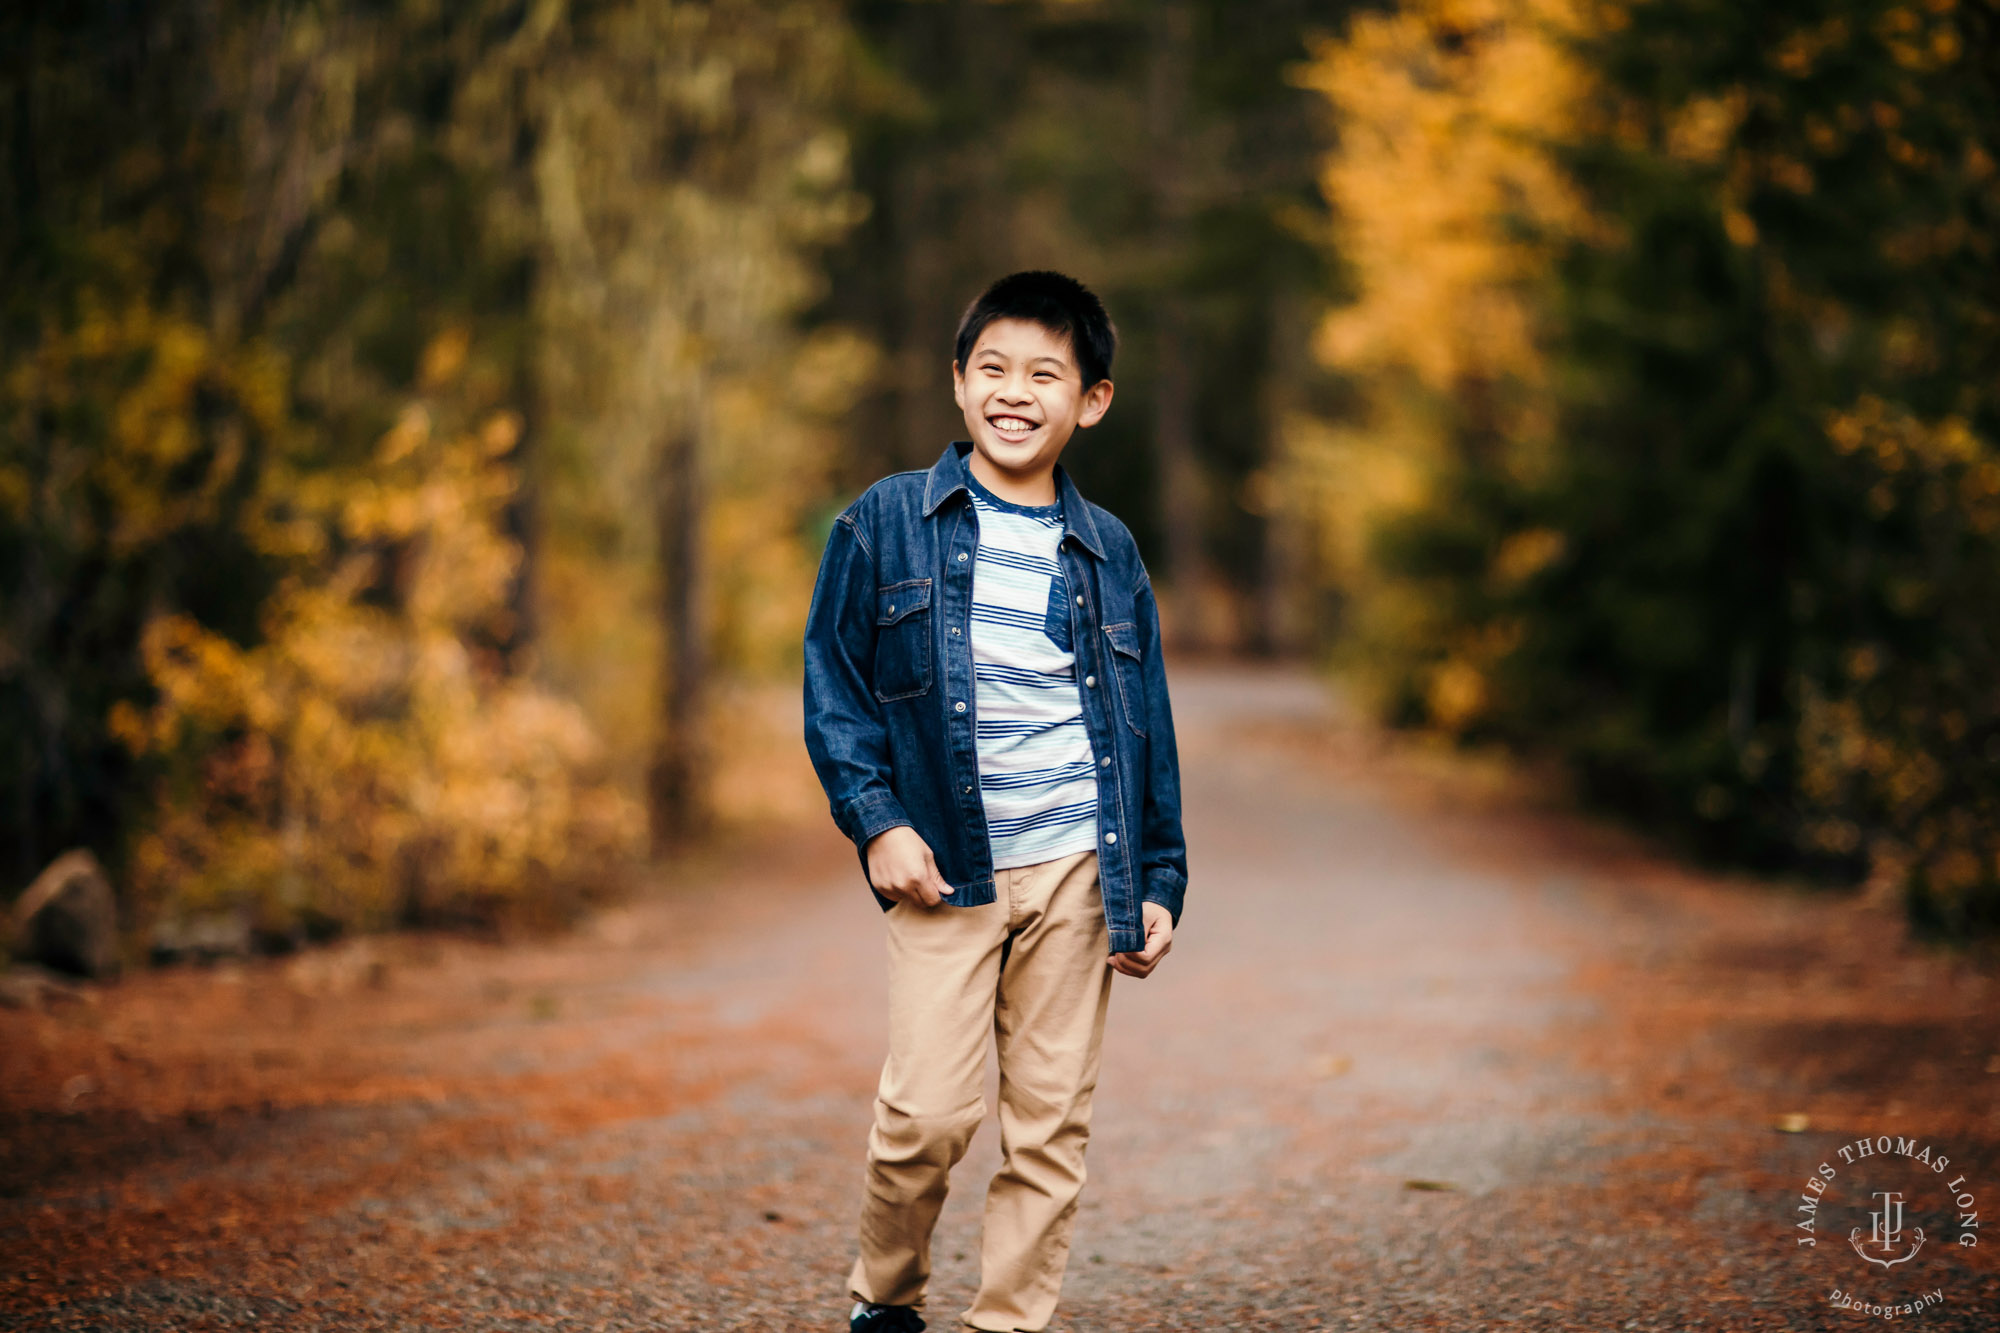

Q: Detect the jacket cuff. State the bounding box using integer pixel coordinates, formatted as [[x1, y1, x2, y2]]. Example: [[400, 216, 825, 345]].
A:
[[1141, 867, 1187, 928], [842, 789, 915, 850]]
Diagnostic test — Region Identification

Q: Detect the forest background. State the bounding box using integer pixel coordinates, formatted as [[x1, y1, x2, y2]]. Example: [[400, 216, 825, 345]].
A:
[[4, 0, 1996, 959]]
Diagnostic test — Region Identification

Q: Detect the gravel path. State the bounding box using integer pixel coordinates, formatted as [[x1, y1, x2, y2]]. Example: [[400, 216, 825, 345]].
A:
[[4, 663, 1997, 1331]]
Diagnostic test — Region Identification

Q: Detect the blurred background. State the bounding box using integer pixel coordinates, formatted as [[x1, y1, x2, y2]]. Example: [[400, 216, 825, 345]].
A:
[[4, 0, 1997, 963]]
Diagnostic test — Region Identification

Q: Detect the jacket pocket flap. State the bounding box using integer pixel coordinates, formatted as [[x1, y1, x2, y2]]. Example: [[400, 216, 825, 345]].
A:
[[1102, 621, 1142, 659], [877, 580, 932, 626]]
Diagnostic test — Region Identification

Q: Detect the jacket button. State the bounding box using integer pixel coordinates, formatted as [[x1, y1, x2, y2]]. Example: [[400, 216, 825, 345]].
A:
[[887, 604, 895, 614], [955, 700, 967, 713], [1100, 755, 1111, 768], [1084, 675, 1096, 688], [958, 552, 968, 562], [1104, 832, 1117, 845], [951, 626, 961, 635], [963, 785, 972, 794], [1074, 594, 1083, 606]]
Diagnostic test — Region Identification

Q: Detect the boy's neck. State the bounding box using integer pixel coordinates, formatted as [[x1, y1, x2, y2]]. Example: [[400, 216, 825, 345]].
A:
[[967, 446, 1059, 509]]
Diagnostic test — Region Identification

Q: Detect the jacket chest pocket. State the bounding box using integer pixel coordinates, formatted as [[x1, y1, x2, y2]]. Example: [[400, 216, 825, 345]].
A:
[[1101, 621, 1147, 738], [873, 578, 934, 702]]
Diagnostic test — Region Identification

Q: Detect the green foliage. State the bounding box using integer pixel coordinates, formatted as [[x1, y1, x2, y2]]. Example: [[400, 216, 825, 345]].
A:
[[1, 0, 862, 932], [1, 3, 303, 890], [2, 0, 549, 899], [1314, 0, 2000, 931]]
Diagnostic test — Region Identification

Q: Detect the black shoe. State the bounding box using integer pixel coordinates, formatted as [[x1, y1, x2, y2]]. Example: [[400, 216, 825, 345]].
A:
[[849, 1301, 925, 1332]]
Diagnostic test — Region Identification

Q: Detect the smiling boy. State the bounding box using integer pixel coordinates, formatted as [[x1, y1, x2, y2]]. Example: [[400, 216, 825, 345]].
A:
[[803, 271, 1189, 1332]]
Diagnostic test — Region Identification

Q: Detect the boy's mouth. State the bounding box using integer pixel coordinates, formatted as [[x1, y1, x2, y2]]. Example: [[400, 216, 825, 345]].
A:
[[987, 415, 1041, 438]]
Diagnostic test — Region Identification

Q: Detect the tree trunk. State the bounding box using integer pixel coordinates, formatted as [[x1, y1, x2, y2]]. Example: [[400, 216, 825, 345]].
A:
[[1256, 285, 1310, 656], [895, 155, 951, 466], [647, 381, 708, 856], [1147, 0, 1211, 649], [1153, 304, 1210, 643], [500, 361, 541, 676]]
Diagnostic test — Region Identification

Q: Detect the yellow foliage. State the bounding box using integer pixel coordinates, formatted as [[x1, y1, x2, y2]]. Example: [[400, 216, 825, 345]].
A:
[[1297, 0, 1592, 394], [119, 406, 642, 934], [1426, 658, 1489, 732], [1825, 395, 1996, 531], [1490, 527, 1566, 588], [1799, 397, 2000, 913], [1290, 0, 1598, 730], [9, 291, 291, 555], [1667, 89, 1749, 165], [1283, 400, 1440, 589]]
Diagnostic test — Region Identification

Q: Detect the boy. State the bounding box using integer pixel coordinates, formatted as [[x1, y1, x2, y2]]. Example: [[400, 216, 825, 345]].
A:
[[802, 270, 1188, 1333]]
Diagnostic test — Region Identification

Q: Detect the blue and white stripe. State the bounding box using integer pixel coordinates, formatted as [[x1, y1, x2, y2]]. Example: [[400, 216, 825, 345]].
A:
[[967, 482, 1100, 869]]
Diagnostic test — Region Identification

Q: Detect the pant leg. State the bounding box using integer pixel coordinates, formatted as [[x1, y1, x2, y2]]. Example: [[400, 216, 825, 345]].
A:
[[849, 888, 1011, 1310], [964, 849, 1113, 1333]]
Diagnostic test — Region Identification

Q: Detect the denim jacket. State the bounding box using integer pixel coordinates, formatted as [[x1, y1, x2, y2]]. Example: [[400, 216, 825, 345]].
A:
[[802, 440, 1188, 955]]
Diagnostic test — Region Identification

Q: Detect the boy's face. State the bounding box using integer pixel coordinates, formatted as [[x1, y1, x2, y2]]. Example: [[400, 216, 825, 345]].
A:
[[952, 317, 1114, 481]]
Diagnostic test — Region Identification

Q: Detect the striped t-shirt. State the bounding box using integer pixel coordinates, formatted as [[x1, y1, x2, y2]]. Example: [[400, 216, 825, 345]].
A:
[[966, 474, 1100, 870]]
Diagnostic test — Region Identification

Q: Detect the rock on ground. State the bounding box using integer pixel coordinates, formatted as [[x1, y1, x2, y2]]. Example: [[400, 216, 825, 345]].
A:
[[10, 849, 119, 980]]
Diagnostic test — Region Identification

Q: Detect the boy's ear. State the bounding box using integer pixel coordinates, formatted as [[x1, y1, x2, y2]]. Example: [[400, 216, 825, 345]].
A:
[[1077, 377, 1114, 429], [951, 359, 965, 410]]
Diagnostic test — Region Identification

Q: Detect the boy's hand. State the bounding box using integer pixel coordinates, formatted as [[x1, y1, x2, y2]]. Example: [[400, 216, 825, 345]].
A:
[[865, 826, 956, 907], [1109, 901, 1174, 979]]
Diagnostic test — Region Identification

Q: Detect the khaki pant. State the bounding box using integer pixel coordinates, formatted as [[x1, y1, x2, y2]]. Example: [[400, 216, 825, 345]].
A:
[[848, 847, 1113, 1332]]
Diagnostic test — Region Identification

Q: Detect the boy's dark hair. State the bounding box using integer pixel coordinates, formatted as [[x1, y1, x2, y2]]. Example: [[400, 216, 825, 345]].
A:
[[954, 270, 1117, 390]]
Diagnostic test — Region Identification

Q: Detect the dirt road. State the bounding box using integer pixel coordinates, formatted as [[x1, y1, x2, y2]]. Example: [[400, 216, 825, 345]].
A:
[[4, 664, 1997, 1330]]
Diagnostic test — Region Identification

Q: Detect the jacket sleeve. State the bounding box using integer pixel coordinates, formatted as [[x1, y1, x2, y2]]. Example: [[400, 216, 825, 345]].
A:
[[802, 511, 914, 851], [1133, 571, 1189, 927]]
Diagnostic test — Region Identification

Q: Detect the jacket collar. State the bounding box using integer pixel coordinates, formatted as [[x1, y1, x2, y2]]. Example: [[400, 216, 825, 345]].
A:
[[921, 440, 1107, 560]]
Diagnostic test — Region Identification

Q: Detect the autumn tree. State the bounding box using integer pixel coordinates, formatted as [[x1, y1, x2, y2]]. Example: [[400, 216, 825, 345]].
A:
[[2, 0, 872, 937], [1301, 0, 2000, 932], [458, 0, 872, 850]]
